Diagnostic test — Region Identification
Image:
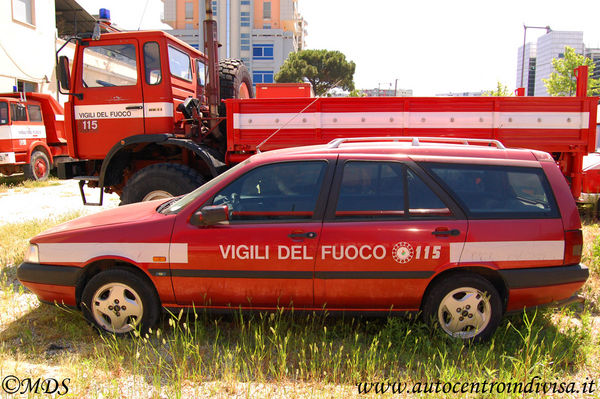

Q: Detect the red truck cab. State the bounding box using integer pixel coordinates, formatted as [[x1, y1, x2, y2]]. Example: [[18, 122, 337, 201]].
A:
[[0, 93, 67, 180]]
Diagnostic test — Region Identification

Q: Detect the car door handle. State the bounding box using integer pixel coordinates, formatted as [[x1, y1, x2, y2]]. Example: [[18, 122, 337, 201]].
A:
[[432, 229, 460, 236], [288, 232, 317, 239], [126, 105, 143, 110]]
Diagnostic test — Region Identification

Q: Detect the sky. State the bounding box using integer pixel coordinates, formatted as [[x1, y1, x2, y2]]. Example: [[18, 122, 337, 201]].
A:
[[77, 0, 600, 96]]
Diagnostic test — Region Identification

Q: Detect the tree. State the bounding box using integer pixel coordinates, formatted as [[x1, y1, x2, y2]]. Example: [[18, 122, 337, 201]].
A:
[[543, 46, 600, 96], [275, 49, 356, 96], [484, 82, 512, 96]]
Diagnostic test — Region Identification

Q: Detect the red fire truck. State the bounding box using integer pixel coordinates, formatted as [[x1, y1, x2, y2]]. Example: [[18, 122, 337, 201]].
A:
[[52, 4, 598, 206], [0, 93, 68, 180]]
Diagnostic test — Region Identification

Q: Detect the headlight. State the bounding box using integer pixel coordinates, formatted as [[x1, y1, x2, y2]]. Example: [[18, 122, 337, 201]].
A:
[[24, 244, 39, 263]]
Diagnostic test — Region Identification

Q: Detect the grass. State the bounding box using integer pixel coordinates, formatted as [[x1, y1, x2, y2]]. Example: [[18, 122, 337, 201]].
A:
[[1, 215, 599, 398], [0, 174, 61, 194]]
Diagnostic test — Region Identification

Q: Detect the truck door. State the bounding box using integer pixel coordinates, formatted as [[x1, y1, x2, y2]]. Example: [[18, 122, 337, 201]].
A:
[[315, 159, 468, 310], [72, 38, 143, 159]]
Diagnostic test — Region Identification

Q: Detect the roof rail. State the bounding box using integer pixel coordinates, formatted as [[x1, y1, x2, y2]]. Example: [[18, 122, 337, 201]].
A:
[[327, 136, 506, 149]]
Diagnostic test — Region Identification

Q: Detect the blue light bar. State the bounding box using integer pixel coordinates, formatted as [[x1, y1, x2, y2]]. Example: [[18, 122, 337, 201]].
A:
[[99, 8, 111, 21]]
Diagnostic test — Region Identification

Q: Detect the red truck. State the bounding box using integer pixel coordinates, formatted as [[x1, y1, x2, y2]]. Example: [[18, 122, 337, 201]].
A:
[[0, 93, 68, 180], [52, 6, 598, 206]]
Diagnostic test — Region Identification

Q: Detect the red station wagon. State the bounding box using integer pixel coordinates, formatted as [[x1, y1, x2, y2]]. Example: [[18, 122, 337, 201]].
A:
[[18, 137, 589, 341]]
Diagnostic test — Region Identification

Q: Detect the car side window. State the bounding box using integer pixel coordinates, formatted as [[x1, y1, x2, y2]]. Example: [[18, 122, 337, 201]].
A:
[[422, 163, 559, 218], [82, 44, 138, 87], [212, 161, 327, 221], [334, 161, 451, 220]]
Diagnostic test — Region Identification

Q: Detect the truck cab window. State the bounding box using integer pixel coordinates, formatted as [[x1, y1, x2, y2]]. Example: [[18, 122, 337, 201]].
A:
[[27, 104, 42, 122], [10, 103, 27, 121], [82, 44, 138, 87], [168, 46, 192, 81], [0, 103, 7, 125], [143, 42, 162, 85], [196, 60, 206, 87]]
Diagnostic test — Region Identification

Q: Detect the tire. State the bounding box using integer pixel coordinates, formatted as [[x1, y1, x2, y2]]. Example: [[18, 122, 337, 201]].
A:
[[24, 150, 50, 181], [120, 163, 206, 205], [216, 59, 254, 145], [219, 58, 254, 102], [422, 274, 503, 342], [81, 269, 160, 335]]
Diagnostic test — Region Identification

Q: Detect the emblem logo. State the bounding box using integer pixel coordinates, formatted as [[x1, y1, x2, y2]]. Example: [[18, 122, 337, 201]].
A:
[[392, 242, 414, 264]]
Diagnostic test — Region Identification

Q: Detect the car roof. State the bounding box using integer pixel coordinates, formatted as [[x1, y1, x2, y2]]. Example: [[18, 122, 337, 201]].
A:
[[253, 137, 542, 164]]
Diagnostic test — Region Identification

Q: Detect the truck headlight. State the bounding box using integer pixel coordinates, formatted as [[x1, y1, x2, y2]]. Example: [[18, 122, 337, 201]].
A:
[[25, 244, 39, 263]]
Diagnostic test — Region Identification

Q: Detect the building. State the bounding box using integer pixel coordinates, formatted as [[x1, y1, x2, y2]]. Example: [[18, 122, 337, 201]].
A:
[[161, 0, 306, 86], [515, 42, 536, 96], [435, 91, 485, 97], [1, 0, 96, 100], [0, 0, 58, 94], [360, 88, 413, 97], [516, 30, 600, 96]]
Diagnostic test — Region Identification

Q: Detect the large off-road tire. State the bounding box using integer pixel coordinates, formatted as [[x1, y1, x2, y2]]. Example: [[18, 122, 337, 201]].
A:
[[422, 273, 503, 343], [81, 268, 160, 335], [219, 58, 253, 103], [216, 59, 254, 145], [120, 163, 206, 205], [24, 150, 50, 181]]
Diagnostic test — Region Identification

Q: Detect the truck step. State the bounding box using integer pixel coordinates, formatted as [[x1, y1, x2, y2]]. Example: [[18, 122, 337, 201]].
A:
[[74, 177, 103, 206]]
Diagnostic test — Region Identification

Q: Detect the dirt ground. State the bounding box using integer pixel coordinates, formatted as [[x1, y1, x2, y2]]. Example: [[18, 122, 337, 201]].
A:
[[0, 180, 119, 224]]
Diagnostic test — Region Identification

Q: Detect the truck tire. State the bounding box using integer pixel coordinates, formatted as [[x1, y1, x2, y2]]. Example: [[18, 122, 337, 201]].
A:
[[216, 59, 254, 145], [219, 58, 254, 102], [120, 163, 206, 205], [24, 150, 50, 181]]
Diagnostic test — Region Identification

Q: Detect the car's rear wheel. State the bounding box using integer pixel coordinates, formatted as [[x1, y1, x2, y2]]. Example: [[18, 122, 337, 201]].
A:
[[423, 274, 502, 342], [81, 269, 160, 335]]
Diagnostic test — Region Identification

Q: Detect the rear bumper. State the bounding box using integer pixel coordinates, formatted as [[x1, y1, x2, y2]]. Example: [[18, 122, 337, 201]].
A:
[[499, 264, 588, 289]]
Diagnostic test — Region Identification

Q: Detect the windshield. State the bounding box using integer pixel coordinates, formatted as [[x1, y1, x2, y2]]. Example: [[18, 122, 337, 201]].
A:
[[162, 160, 251, 214]]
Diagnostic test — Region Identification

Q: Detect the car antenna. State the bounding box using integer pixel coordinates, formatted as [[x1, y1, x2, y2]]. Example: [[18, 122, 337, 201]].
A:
[[255, 80, 342, 154]]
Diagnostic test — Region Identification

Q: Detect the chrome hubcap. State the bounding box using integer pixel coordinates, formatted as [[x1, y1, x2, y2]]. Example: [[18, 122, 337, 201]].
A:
[[92, 283, 143, 333], [438, 287, 491, 339]]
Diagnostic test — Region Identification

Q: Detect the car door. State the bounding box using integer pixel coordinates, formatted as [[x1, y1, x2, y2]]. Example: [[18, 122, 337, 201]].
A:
[[314, 157, 468, 310], [169, 158, 335, 308]]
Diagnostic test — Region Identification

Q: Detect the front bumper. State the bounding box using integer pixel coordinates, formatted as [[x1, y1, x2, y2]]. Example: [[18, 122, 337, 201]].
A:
[[17, 262, 82, 286], [17, 262, 82, 306]]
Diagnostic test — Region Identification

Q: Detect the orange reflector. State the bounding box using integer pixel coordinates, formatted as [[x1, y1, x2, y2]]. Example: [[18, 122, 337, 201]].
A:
[[153, 256, 167, 262]]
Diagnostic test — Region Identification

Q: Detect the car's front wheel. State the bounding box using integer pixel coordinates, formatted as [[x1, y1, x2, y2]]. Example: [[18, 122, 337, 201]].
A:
[[81, 269, 160, 335], [422, 274, 503, 342]]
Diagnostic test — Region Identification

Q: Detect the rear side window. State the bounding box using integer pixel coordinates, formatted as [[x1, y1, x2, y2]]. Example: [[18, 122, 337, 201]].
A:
[[334, 161, 451, 220], [27, 104, 42, 122], [422, 163, 559, 219]]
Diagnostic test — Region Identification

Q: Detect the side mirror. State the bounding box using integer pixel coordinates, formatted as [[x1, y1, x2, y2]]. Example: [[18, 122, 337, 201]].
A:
[[57, 56, 71, 91], [190, 204, 229, 226]]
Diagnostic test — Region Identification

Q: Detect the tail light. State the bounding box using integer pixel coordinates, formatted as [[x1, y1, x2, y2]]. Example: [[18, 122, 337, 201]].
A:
[[564, 229, 583, 265]]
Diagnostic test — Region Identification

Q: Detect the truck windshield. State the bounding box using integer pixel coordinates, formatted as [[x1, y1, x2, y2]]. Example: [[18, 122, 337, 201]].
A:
[[162, 160, 251, 214], [0, 102, 7, 125]]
